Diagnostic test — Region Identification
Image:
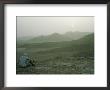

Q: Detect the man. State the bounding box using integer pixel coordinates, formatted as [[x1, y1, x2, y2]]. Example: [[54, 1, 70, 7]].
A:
[[19, 53, 34, 67]]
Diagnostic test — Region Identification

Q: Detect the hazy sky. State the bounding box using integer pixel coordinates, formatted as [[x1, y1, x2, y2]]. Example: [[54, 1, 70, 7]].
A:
[[17, 16, 94, 38]]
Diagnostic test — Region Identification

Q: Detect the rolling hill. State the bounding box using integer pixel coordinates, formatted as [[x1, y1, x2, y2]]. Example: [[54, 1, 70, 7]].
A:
[[17, 31, 91, 44], [28, 31, 91, 43], [18, 33, 94, 56]]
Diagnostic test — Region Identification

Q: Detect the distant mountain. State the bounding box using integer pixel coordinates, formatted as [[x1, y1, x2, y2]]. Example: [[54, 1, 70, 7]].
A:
[[26, 31, 91, 43], [18, 33, 94, 57], [39, 33, 94, 57]]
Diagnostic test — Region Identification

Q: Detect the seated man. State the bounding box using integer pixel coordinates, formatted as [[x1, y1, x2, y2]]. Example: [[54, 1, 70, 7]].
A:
[[19, 53, 35, 67]]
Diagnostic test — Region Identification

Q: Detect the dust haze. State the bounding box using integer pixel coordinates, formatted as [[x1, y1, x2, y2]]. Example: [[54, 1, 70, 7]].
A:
[[17, 16, 94, 38]]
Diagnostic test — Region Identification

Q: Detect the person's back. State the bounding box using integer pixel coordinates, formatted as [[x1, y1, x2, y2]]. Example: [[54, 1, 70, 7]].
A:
[[19, 53, 29, 67]]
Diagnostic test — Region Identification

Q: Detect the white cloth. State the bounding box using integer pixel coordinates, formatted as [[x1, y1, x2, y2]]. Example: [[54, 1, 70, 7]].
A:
[[19, 55, 29, 67]]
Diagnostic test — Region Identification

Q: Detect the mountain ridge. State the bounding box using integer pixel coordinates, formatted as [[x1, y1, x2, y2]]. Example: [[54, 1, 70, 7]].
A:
[[22, 31, 92, 44]]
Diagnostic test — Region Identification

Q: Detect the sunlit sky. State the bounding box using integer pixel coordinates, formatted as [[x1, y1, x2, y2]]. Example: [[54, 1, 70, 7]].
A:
[[17, 16, 94, 38]]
